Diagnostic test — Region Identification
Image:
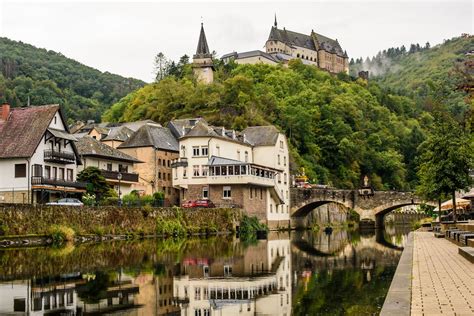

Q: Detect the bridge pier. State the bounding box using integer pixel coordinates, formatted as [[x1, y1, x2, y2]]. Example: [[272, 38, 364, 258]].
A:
[[375, 214, 385, 228]]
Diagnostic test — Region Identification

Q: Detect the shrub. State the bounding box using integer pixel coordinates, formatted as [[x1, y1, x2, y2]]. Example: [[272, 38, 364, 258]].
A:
[[156, 218, 186, 236], [82, 193, 96, 206], [48, 225, 75, 243]]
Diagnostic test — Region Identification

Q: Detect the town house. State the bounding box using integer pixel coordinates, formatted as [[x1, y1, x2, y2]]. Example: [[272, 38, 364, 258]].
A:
[[76, 136, 142, 196], [0, 104, 84, 204], [170, 119, 290, 228], [118, 123, 180, 206]]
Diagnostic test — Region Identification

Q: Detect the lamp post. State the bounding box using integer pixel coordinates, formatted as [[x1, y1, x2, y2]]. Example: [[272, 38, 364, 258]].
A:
[[117, 172, 122, 206]]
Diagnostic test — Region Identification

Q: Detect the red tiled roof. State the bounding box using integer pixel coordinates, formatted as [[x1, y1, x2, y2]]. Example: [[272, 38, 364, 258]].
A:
[[0, 105, 59, 158]]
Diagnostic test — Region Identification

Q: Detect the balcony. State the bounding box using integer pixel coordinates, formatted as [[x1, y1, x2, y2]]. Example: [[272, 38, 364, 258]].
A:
[[44, 150, 76, 164], [171, 157, 188, 168], [31, 176, 87, 189], [101, 170, 139, 183]]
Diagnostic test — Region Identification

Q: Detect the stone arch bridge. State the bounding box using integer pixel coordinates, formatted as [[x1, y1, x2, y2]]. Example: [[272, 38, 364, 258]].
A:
[[290, 188, 435, 227]]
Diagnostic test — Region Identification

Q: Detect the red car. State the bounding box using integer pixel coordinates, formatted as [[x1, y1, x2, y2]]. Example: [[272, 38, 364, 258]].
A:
[[182, 200, 197, 208], [195, 200, 215, 208]]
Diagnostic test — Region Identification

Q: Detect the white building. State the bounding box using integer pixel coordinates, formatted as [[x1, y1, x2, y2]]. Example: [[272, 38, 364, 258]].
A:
[[0, 104, 84, 204], [169, 119, 290, 229]]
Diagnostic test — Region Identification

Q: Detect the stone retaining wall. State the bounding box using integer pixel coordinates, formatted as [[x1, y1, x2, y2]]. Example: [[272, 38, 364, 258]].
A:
[[0, 205, 242, 237]]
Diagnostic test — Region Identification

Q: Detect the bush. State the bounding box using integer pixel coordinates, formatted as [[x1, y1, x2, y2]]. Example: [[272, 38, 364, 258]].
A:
[[156, 218, 186, 236], [48, 225, 75, 243], [82, 193, 96, 206]]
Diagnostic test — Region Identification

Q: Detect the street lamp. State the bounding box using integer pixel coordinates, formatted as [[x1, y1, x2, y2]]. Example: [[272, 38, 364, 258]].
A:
[[117, 172, 122, 206]]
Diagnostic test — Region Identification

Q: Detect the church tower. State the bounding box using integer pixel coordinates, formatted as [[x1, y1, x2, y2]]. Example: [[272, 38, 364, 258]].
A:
[[193, 23, 214, 84]]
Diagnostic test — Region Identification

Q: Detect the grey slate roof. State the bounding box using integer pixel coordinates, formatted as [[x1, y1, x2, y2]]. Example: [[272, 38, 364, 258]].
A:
[[168, 118, 208, 138], [267, 26, 345, 57], [118, 125, 178, 152], [222, 50, 278, 63], [77, 136, 142, 163], [194, 23, 212, 59], [102, 126, 135, 142], [242, 126, 280, 146], [208, 156, 245, 166]]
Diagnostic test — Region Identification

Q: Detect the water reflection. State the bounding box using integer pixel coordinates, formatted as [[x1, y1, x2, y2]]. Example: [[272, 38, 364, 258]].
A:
[[0, 227, 409, 315]]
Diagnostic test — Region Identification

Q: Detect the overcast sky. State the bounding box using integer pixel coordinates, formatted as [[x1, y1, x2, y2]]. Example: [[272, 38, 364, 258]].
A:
[[0, 1, 472, 82]]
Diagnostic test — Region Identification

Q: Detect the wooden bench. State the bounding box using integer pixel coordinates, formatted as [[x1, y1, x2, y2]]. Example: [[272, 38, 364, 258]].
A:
[[458, 247, 474, 263]]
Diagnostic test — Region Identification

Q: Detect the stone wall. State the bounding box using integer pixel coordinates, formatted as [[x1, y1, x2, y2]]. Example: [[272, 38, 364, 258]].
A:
[[0, 190, 30, 204], [0, 205, 242, 237]]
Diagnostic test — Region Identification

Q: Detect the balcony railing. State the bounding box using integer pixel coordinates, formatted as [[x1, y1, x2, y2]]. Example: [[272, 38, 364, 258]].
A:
[[44, 150, 76, 164], [171, 157, 188, 168], [31, 176, 87, 189], [101, 170, 139, 182]]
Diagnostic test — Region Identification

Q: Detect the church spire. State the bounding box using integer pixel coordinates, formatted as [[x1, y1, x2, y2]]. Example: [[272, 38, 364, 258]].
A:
[[274, 14, 278, 28], [194, 22, 211, 58]]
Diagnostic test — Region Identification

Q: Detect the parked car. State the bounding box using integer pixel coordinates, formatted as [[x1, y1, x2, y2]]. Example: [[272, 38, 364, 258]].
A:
[[195, 199, 215, 208], [182, 200, 197, 208], [46, 198, 84, 207]]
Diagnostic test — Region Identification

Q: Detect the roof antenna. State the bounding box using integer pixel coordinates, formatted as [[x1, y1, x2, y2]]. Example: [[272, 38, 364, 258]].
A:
[[274, 13, 277, 28]]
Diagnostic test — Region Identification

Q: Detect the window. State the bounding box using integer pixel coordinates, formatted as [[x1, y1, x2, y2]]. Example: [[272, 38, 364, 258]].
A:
[[278, 155, 280, 165], [260, 188, 263, 199], [216, 145, 220, 156], [284, 156, 287, 166], [280, 140, 284, 149], [54, 116, 57, 124], [107, 163, 112, 171], [181, 145, 186, 157], [194, 309, 202, 316], [168, 173, 171, 181], [45, 166, 51, 179], [32, 164, 42, 177], [195, 287, 201, 300], [224, 265, 233, 277], [158, 158, 162, 166], [201, 146, 208, 156], [193, 165, 200, 177], [237, 150, 241, 161], [270, 204, 273, 213], [244, 151, 248, 162], [284, 173, 287, 184], [14, 164, 26, 178], [52, 167, 57, 179], [183, 168, 187, 178], [202, 187, 209, 199], [223, 186, 231, 199], [203, 266, 210, 277], [167, 160, 170, 167], [250, 187, 253, 199], [278, 174, 281, 183], [203, 308, 210, 316], [202, 165, 209, 176], [193, 146, 200, 156], [59, 168, 65, 180]]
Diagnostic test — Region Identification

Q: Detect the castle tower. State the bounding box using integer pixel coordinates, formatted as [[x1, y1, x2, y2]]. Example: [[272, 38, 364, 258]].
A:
[[193, 23, 214, 84]]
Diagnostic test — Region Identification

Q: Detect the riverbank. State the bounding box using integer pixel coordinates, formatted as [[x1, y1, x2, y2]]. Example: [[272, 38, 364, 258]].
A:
[[0, 205, 242, 246], [381, 231, 474, 315]]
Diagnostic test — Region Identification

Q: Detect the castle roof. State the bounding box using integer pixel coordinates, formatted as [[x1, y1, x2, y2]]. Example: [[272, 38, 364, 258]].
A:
[[267, 26, 345, 57], [194, 23, 212, 59]]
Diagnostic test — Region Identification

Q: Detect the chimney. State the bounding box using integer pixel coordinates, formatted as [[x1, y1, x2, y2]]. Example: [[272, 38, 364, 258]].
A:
[[1, 104, 10, 121]]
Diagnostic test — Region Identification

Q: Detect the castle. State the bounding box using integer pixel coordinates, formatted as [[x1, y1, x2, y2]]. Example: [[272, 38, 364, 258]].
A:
[[193, 18, 350, 84]]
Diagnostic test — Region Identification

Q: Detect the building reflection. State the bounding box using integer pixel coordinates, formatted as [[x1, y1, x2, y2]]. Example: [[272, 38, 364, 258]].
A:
[[172, 235, 292, 316]]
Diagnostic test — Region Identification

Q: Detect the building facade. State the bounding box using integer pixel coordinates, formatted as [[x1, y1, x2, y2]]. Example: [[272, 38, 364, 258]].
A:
[[0, 104, 84, 204], [76, 136, 142, 196], [170, 119, 290, 228], [118, 123, 180, 206]]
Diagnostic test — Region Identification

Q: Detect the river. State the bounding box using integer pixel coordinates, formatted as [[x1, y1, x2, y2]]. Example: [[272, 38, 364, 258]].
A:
[[0, 226, 411, 315]]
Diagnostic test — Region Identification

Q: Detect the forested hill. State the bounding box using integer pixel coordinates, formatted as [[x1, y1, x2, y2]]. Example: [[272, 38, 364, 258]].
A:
[[350, 35, 474, 118], [0, 37, 145, 122], [102, 59, 450, 191]]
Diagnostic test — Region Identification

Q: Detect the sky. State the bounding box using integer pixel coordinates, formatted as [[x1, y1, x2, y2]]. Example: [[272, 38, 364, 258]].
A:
[[0, 0, 472, 82]]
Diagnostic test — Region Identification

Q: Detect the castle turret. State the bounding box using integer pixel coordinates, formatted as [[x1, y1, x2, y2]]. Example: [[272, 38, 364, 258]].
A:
[[193, 23, 214, 84]]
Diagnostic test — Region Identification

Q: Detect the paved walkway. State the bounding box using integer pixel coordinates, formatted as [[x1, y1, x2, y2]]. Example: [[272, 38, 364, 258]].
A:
[[411, 232, 474, 315]]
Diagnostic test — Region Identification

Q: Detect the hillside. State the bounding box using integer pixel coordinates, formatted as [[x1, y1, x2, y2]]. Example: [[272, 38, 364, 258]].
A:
[[351, 35, 474, 118], [0, 37, 145, 122], [103, 60, 441, 190]]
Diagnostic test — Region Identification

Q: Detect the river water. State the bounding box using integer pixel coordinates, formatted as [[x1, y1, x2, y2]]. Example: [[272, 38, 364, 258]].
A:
[[0, 226, 410, 315]]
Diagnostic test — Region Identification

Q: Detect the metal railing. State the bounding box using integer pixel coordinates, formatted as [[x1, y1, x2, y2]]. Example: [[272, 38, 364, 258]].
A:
[[44, 150, 76, 163], [31, 176, 87, 189], [100, 170, 139, 182]]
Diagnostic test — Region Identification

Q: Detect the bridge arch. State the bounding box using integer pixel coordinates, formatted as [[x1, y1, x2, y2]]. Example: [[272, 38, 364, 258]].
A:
[[291, 199, 352, 218]]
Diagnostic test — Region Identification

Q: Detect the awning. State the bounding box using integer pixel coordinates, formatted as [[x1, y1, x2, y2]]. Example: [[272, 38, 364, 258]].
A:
[[436, 198, 471, 211], [208, 156, 246, 166], [47, 128, 78, 141]]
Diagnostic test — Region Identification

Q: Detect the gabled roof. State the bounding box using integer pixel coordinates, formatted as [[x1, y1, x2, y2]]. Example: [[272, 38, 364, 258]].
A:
[[77, 136, 142, 163], [267, 26, 345, 57], [221, 50, 278, 63], [168, 118, 208, 138], [242, 126, 281, 146], [118, 125, 178, 152], [194, 23, 212, 59], [102, 126, 134, 142], [0, 104, 60, 158]]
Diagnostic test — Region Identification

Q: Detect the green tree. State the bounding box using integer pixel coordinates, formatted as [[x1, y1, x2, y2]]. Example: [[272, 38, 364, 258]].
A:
[[417, 112, 473, 221], [77, 167, 111, 202]]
